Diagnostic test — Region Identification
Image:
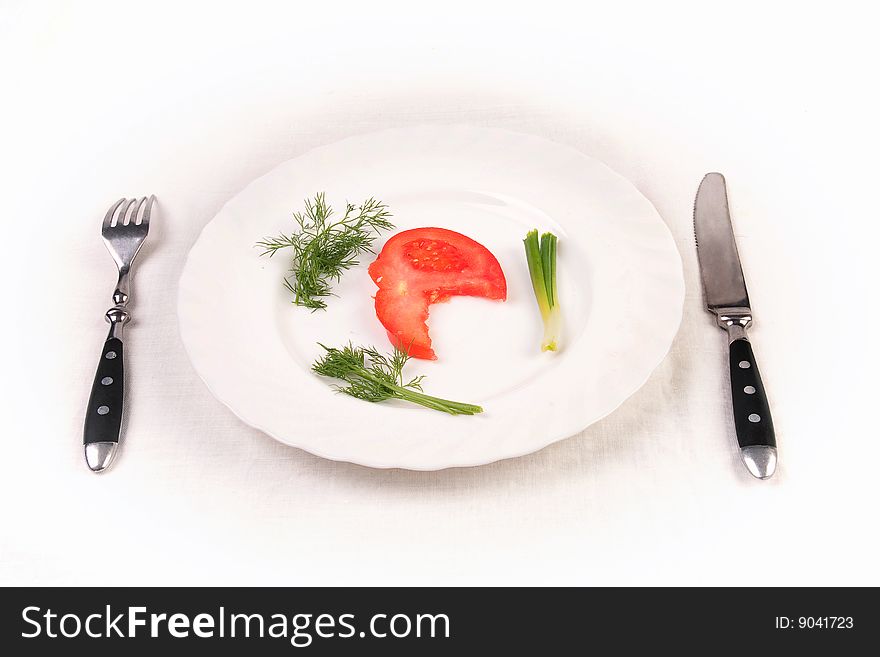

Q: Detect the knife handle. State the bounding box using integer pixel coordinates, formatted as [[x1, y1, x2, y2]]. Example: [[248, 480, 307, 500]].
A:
[[83, 337, 124, 446], [729, 338, 775, 448]]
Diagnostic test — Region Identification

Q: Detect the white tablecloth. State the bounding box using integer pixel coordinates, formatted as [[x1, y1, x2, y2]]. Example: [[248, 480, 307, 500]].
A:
[[2, 0, 877, 585]]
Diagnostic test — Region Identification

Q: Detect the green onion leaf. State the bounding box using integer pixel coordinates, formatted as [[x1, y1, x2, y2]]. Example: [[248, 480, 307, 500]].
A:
[[524, 229, 561, 352]]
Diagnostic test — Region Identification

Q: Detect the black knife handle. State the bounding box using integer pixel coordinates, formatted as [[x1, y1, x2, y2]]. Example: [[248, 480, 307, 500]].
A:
[[83, 337, 124, 445], [729, 338, 775, 448]]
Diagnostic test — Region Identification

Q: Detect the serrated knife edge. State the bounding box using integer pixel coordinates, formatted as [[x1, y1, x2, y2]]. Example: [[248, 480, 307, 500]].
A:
[[694, 172, 750, 311]]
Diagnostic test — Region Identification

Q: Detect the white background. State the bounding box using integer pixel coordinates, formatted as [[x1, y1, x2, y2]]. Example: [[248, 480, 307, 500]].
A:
[[1, 0, 877, 585]]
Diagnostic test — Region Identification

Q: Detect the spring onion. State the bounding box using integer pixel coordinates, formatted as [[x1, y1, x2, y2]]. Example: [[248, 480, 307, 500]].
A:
[[523, 229, 561, 352]]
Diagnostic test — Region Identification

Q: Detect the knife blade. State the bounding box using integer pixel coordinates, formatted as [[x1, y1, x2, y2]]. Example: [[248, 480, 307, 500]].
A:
[[694, 173, 777, 479]]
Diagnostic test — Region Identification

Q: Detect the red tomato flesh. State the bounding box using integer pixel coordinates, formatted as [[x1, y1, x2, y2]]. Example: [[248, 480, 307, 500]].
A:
[[368, 227, 507, 359]]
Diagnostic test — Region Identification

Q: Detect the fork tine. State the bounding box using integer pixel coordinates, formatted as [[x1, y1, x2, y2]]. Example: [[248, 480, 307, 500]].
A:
[[103, 198, 126, 229], [119, 198, 138, 226], [139, 195, 156, 227], [131, 196, 147, 225]]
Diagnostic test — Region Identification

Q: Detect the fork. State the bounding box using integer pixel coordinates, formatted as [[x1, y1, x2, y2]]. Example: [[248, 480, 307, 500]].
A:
[[83, 196, 155, 472]]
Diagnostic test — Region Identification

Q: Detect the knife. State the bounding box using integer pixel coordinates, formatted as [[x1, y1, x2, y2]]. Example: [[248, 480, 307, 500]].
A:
[[694, 173, 777, 479]]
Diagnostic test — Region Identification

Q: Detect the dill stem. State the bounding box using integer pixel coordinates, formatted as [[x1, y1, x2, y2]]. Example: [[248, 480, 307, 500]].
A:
[[354, 369, 483, 415]]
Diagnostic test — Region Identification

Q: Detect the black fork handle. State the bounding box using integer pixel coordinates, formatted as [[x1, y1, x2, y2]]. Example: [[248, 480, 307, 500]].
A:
[[83, 337, 124, 446]]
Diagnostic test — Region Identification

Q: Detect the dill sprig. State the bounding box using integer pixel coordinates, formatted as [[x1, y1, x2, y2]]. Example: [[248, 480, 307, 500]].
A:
[[256, 193, 394, 310], [312, 343, 483, 415]]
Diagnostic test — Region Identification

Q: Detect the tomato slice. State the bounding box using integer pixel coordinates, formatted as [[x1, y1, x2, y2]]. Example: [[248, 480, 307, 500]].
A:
[[368, 227, 507, 360]]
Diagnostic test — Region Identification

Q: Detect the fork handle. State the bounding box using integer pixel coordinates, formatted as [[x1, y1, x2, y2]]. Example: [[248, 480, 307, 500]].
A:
[[83, 335, 124, 471], [113, 265, 131, 305]]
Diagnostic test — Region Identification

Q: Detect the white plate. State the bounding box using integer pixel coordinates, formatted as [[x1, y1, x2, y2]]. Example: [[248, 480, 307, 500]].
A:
[[178, 126, 684, 470]]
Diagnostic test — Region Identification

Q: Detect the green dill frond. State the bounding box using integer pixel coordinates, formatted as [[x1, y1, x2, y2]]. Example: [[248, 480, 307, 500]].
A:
[[256, 194, 394, 310], [311, 343, 483, 416]]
